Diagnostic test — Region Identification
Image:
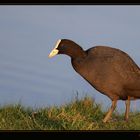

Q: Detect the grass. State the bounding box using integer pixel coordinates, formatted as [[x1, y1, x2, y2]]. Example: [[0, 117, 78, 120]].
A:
[[0, 96, 140, 130]]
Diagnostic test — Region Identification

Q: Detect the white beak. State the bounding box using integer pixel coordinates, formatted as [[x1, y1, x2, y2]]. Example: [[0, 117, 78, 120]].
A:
[[48, 39, 61, 58], [48, 48, 59, 58]]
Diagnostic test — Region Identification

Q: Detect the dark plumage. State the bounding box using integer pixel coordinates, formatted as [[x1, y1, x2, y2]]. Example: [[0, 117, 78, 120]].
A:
[[49, 39, 140, 122]]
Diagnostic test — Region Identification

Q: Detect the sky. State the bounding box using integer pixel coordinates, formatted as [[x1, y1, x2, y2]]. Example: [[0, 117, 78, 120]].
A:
[[0, 5, 140, 112]]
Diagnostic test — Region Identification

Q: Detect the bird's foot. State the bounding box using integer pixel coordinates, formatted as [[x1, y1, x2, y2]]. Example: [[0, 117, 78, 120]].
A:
[[103, 116, 112, 123], [124, 117, 129, 122]]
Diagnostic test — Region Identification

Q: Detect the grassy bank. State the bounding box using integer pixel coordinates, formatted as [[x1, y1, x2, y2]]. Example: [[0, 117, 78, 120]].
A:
[[0, 96, 140, 130]]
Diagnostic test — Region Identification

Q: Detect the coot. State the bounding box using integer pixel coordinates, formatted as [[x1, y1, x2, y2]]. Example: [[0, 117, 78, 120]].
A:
[[48, 39, 140, 122]]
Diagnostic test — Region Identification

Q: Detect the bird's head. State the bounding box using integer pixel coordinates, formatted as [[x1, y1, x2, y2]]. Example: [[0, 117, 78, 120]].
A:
[[48, 39, 85, 59]]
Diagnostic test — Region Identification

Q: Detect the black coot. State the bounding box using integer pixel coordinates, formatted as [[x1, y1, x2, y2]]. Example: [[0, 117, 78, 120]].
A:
[[49, 39, 140, 122]]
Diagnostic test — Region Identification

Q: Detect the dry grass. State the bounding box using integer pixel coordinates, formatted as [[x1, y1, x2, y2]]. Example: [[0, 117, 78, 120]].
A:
[[0, 96, 140, 130]]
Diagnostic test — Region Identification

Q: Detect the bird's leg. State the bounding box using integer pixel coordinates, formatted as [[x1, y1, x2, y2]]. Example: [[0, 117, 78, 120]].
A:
[[103, 100, 117, 123], [125, 96, 130, 121]]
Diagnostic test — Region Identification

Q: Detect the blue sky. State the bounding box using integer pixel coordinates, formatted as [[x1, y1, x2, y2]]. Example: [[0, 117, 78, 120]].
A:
[[0, 5, 140, 111]]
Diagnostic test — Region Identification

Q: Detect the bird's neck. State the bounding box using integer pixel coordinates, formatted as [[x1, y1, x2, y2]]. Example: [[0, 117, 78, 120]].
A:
[[66, 43, 87, 59]]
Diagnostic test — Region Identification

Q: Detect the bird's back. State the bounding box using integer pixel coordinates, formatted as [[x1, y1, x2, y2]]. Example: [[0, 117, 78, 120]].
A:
[[87, 46, 140, 75]]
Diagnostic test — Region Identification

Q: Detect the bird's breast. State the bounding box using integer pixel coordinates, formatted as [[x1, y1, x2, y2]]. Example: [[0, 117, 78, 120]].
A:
[[71, 58, 105, 90]]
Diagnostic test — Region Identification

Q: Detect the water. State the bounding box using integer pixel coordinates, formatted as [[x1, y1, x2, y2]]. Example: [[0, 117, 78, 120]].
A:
[[0, 43, 92, 108]]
